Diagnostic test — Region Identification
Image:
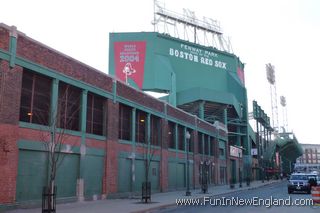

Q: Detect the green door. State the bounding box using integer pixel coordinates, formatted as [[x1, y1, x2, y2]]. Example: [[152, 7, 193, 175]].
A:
[[176, 163, 186, 189], [84, 155, 104, 197], [16, 150, 79, 201], [231, 159, 237, 183], [134, 159, 146, 192], [150, 161, 159, 192], [55, 153, 79, 198], [118, 158, 131, 192], [168, 162, 177, 190], [16, 150, 48, 201]]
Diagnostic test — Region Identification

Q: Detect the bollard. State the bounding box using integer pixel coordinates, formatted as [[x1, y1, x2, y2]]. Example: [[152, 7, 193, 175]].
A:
[[311, 186, 320, 205]]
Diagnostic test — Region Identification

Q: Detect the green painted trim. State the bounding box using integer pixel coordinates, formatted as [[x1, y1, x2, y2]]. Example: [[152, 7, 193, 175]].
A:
[[197, 130, 217, 141], [19, 121, 50, 131], [86, 147, 105, 157], [118, 151, 160, 161], [18, 139, 105, 157], [86, 133, 106, 141], [228, 121, 247, 126], [134, 142, 161, 149], [168, 157, 188, 164], [166, 115, 195, 131], [176, 150, 186, 154], [166, 116, 216, 137], [80, 89, 88, 178], [208, 136, 211, 156], [131, 108, 136, 151], [50, 79, 59, 126], [199, 101, 205, 119], [147, 113, 151, 153], [18, 140, 45, 151], [9, 36, 17, 67], [218, 140, 227, 160], [118, 151, 137, 159], [116, 96, 164, 119], [202, 133, 205, 155], [80, 90, 88, 134], [177, 88, 239, 109], [236, 126, 241, 146], [168, 157, 177, 162], [164, 103, 168, 119], [168, 148, 176, 152], [150, 145, 161, 150], [19, 122, 82, 137], [223, 108, 228, 126], [184, 127, 187, 152], [169, 72, 176, 106], [119, 140, 133, 145], [174, 123, 178, 152], [0, 49, 10, 61], [17, 139, 80, 154]]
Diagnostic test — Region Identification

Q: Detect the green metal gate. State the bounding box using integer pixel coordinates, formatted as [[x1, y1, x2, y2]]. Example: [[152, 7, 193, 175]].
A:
[[16, 149, 79, 201]]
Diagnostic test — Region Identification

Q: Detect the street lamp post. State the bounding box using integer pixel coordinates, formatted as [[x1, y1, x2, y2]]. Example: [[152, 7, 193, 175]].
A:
[[186, 131, 191, 196]]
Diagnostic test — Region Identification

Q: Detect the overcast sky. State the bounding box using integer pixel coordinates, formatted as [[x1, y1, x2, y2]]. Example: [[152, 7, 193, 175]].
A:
[[1, 0, 319, 144]]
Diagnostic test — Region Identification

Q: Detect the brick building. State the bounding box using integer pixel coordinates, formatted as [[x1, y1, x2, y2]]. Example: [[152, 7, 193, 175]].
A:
[[295, 144, 320, 172], [0, 23, 230, 207]]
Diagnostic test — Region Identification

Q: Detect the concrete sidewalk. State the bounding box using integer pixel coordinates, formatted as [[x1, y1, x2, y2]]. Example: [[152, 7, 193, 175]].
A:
[[7, 180, 282, 213]]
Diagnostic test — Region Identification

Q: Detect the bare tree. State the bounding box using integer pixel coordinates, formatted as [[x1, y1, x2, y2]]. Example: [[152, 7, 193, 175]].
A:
[[142, 142, 157, 203], [141, 116, 160, 203], [35, 85, 81, 212]]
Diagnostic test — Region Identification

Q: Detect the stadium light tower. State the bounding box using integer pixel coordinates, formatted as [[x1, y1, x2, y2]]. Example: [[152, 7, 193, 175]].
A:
[[266, 63, 279, 133], [280, 96, 288, 132], [152, 0, 233, 53]]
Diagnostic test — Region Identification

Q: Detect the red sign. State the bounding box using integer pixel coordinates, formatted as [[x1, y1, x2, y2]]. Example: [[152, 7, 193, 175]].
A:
[[237, 67, 245, 85], [265, 168, 279, 173], [114, 41, 146, 89]]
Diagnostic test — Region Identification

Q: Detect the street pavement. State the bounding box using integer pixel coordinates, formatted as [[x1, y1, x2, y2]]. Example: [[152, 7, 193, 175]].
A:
[[6, 179, 315, 213], [156, 181, 320, 213]]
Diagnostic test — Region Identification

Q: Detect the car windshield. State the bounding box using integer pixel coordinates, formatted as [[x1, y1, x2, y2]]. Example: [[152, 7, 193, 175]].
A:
[[308, 175, 318, 180], [290, 175, 308, 180]]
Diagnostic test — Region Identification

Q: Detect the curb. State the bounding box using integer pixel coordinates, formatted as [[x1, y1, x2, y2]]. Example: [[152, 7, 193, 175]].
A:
[[132, 180, 282, 213]]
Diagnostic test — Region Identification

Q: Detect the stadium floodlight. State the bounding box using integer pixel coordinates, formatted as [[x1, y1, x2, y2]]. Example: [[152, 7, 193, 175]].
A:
[[280, 96, 286, 107], [266, 63, 275, 85]]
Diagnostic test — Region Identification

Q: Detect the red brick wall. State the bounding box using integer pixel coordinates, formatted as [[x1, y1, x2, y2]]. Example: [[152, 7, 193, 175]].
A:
[[0, 124, 19, 203], [167, 105, 195, 125], [193, 155, 200, 188], [0, 61, 23, 124], [18, 127, 82, 147], [15, 34, 113, 93], [116, 81, 164, 113], [197, 119, 216, 134], [104, 99, 119, 195], [86, 138, 106, 150], [0, 26, 9, 51], [0, 60, 22, 204]]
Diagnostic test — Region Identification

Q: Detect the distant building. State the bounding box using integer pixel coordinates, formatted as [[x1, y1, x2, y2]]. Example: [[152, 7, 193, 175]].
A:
[[295, 144, 320, 172]]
